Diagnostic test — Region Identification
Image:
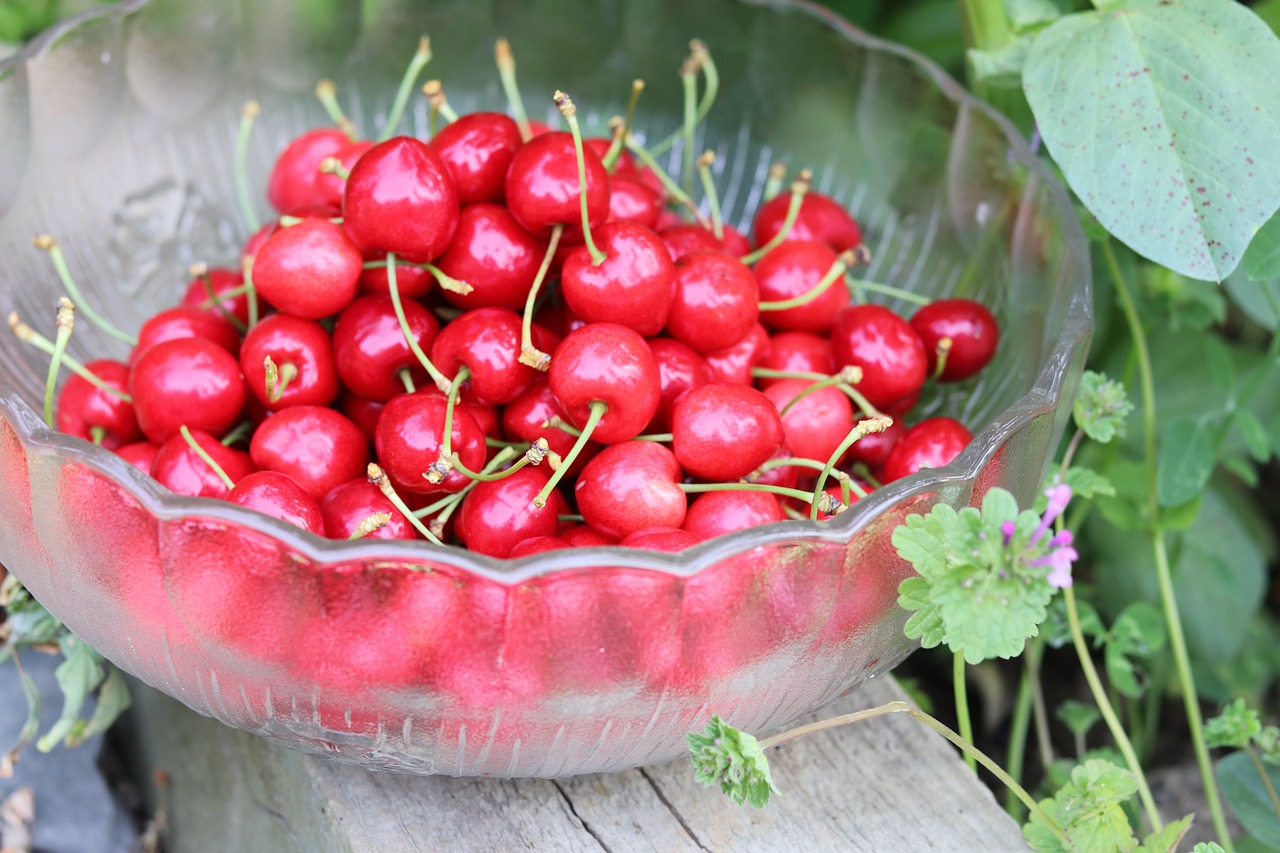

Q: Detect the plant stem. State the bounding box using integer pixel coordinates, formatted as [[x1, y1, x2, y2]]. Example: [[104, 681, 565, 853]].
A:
[[957, 0, 1010, 53], [758, 700, 1067, 844], [1105, 237, 1233, 850], [954, 652, 976, 771], [1244, 745, 1280, 822], [1063, 584, 1163, 833]]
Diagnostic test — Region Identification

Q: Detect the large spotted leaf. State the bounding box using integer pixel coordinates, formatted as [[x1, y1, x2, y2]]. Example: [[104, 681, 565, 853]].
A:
[[1023, 0, 1280, 281]]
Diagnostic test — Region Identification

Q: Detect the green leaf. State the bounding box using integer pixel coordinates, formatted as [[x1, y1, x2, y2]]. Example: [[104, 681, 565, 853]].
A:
[[1217, 750, 1280, 847], [1105, 602, 1167, 699], [1224, 272, 1280, 330], [1220, 453, 1260, 488], [1, 652, 43, 777], [1205, 698, 1262, 750], [1243, 210, 1280, 281], [980, 486, 1021, 526], [932, 562, 1053, 664], [67, 666, 131, 748], [687, 715, 780, 808], [1073, 371, 1133, 444], [1203, 336, 1237, 395], [1024, 758, 1141, 853], [36, 635, 105, 753], [891, 506, 960, 580], [1191, 844, 1228, 853], [899, 576, 948, 650], [1145, 267, 1228, 332], [1134, 814, 1193, 853], [1022, 0, 1280, 281], [1056, 699, 1101, 739], [1062, 467, 1115, 500], [1043, 595, 1106, 649], [1156, 417, 1214, 507], [1234, 409, 1272, 463], [1005, 0, 1061, 33]]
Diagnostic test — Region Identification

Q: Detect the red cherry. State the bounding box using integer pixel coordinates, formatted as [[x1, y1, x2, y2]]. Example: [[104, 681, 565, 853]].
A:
[[150, 428, 254, 499], [502, 378, 600, 477], [560, 222, 675, 336], [130, 305, 241, 366], [702, 322, 770, 385], [331, 293, 440, 402], [753, 240, 850, 334], [749, 442, 802, 490], [909, 298, 1000, 382], [645, 337, 712, 433], [238, 313, 339, 410], [575, 441, 687, 540], [338, 389, 383, 445], [753, 189, 863, 253], [428, 111, 523, 205], [267, 127, 350, 213], [682, 490, 787, 540], [667, 250, 759, 352], [251, 219, 363, 319], [115, 441, 159, 472], [508, 535, 574, 557], [548, 323, 661, 444], [504, 131, 610, 244], [249, 405, 369, 499], [428, 307, 552, 406], [319, 479, 416, 540], [620, 526, 703, 552], [558, 524, 618, 547], [374, 392, 487, 495], [455, 467, 567, 558], [180, 267, 249, 326], [761, 378, 854, 464], [241, 221, 277, 264], [606, 173, 663, 228], [358, 251, 436, 298], [342, 136, 460, 263], [830, 304, 928, 410], [313, 138, 376, 209], [881, 417, 973, 483], [433, 203, 547, 312], [129, 337, 246, 444], [659, 222, 751, 261], [56, 359, 140, 449], [228, 470, 325, 536], [671, 383, 785, 481], [754, 331, 835, 387]]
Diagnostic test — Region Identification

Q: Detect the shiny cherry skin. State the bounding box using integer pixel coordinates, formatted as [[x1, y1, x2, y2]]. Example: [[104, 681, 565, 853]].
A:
[[909, 298, 1000, 382], [645, 337, 712, 433], [319, 479, 416, 540], [228, 470, 326, 536], [671, 383, 785, 481], [331, 293, 441, 402], [239, 313, 339, 410], [180, 267, 249, 326], [339, 389, 383, 445], [606, 173, 663, 229], [548, 323, 661, 444], [433, 203, 547, 312], [313, 138, 376, 209], [251, 219, 364, 319], [830, 304, 928, 410], [150, 428, 255, 499], [658, 222, 752, 262], [558, 524, 618, 547], [455, 467, 567, 558], [753, 240, 849, 334], [619, 527, 703, 552], [761, 378, 854, 464], [560, 222, 675, 336], [428, 112, 523, 206], [374, 392, 487, 496], [429, 307, 555, 407], [682, 490, 786, 540], [267, 127, 350, 214], [342, 136, 460, 263], [130, 305, 241, 366], [702, 322, 770, 385], [575, 441, 687, 540], [507, 536, 574, 557], [667, 250, 759, 352], [115, 441, 159, 472], [753, 189, 863, 253], [129, 337, 246, 444], [358, 251, 436, 299], [754, 331, 835, 388], [56, 359, 140, 449], [502, 378, 600, 478], [249, 405, 369, 499], [504, 131, 610, 244], [881, 417, 973, 483]]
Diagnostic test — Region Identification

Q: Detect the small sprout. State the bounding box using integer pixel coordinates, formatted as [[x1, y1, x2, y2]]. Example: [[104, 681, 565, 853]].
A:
[[687, 715, 780, 808]]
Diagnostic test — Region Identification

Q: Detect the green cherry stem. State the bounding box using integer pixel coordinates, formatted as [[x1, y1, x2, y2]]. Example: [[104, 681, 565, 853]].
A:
[[348, 511, 392, 539], [554, 91, 606, 267], [533, 401, 607, 508], [740, 171, 810, 265], [386, 252, 452, 393], [398, 367, 417, 394], [42, 299, 75, 427], [777, 367, 861, 417], [263, 355, 298, 405], [367, 462, 446, 545], [9, 311, 132, 403], [191, 263, 248, 334], [453, 438, 550, 482], [845, 276, 930, 307], [696, 150, 725, 240], [428, 366, 471, 485], [624, 134, 711, 228], [196, 281, 253, 309], [413, 447, 519, 518], [179, 425, 235, 491], [649, 39, 718, 158], [422, 79, 459, 130], [811, 416, 892, 520], [762, 162, 787, 202], [240, 255, 261, 329], [314, 79, 358, 139], [602, 80, 645, 171], [379, 35, 433, 142], [759, 252, 856, 313], [425, 262, 474, 296], [495, 37, 532, 141], [219, 420, 253, 447], [234, 101, 262, 232], [679, 481, 841, 515], [33, 236, 137, 346], [318, 157, 351, 181], [518, 224, 563, 371], [678, 52, 700, 194]]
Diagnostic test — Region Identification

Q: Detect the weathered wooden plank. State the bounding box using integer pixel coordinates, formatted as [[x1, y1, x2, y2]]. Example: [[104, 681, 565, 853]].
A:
[[125, 674, 1029, 852]]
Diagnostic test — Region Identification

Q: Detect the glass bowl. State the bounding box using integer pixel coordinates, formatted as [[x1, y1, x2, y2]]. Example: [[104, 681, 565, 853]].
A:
[[0, 0, 1091, 777]]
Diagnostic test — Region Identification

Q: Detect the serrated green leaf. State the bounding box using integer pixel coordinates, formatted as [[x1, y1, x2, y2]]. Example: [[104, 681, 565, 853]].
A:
[[1217, 750, 1280, 847], [1191, 843, 1228, 853], [980, 487, 1020, 526], [1205, 698, 1262, 749], [933, 563, 1052, 664], [1063, 466, 1115, 500], [1234, 409, 1272, 463], [1105, 602, 1167, 699], [687, 715, 779, 808], [1056, 699, 1101, 739], [900, 577, 949, 650], [1134, 814, 1193, 853], [1243, 209, 1280, 281], [891, 507, 960, 580], [1024, 758, 1141, 853], [1156, 417, 1214, 507], [1074, 371, 1133, 444], [1023, 0, 1280, 281]]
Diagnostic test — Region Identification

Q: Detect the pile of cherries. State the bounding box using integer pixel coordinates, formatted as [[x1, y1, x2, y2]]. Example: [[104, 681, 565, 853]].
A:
[[22, 38, 999, 561]]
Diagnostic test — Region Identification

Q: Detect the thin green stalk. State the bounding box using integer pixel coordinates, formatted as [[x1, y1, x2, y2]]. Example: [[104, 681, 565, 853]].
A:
[[845, 277, 931, 307], [1105, 237, 1233, 850], [954, 652, 976, 772], [957, 0, 1011, 54], [1005, 648, 1035, 819], [235, 102, 261, 232], [43, 300, 74, 427], [35, 237, 136, 346], [379, 35, 432, 142]]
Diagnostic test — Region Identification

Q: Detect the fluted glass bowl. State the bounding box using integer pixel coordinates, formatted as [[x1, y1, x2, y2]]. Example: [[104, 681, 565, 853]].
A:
[[0, 0, 1090, 777]]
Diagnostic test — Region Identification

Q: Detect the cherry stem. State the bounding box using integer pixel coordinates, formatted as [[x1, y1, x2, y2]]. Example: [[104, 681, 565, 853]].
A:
[[740, 171, 811, 265], [679, 480, 836, 512], [932, 337, 953, 381], [424, 262, 474, 295], [678, 56, 700, 194], [554, 91, 607, 267], [240, 256, 261, 329], [649, 39, 717, 158], [518, 224, 563, 371], [314, 79, 358, 139], [811, 416, 893, 520], [386, 252, 452, 393], [601, 80, 645, 172], [398, 367, 417, 394], [33, 236, 136, 346], [533, 400, 606, 508], [89, 426, 106, 445], [196, 281, 252, 308], [233, 101, 262, 233], [759, 251, 855, 312], [778, 368, 855, 417], [363, 258, 426, 270], [9, 311, 132, 403], [624, 135, 710, 228], [42, 298, 74, 428], [833, 381, 883, 420], [379, 35, 432, 142], [263, 355, 298, 404], [845, 276, 931, 306], [191, 263, 247, 334], [749, 457, 867, 499], [367, 462, 445, 545], [422, 80, 458, 130], [429, 366, 470, 485], [220, 420, 253, 447], [495, 38, 532, 142], [453, 437, 550, 482], [179, 424, 235, 491], [318, 157, 351, 181], [695, 150, 726, 240], [763, 162, 787, 202], [412, 447, 518, 518], [348, 511, 392, 539]]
